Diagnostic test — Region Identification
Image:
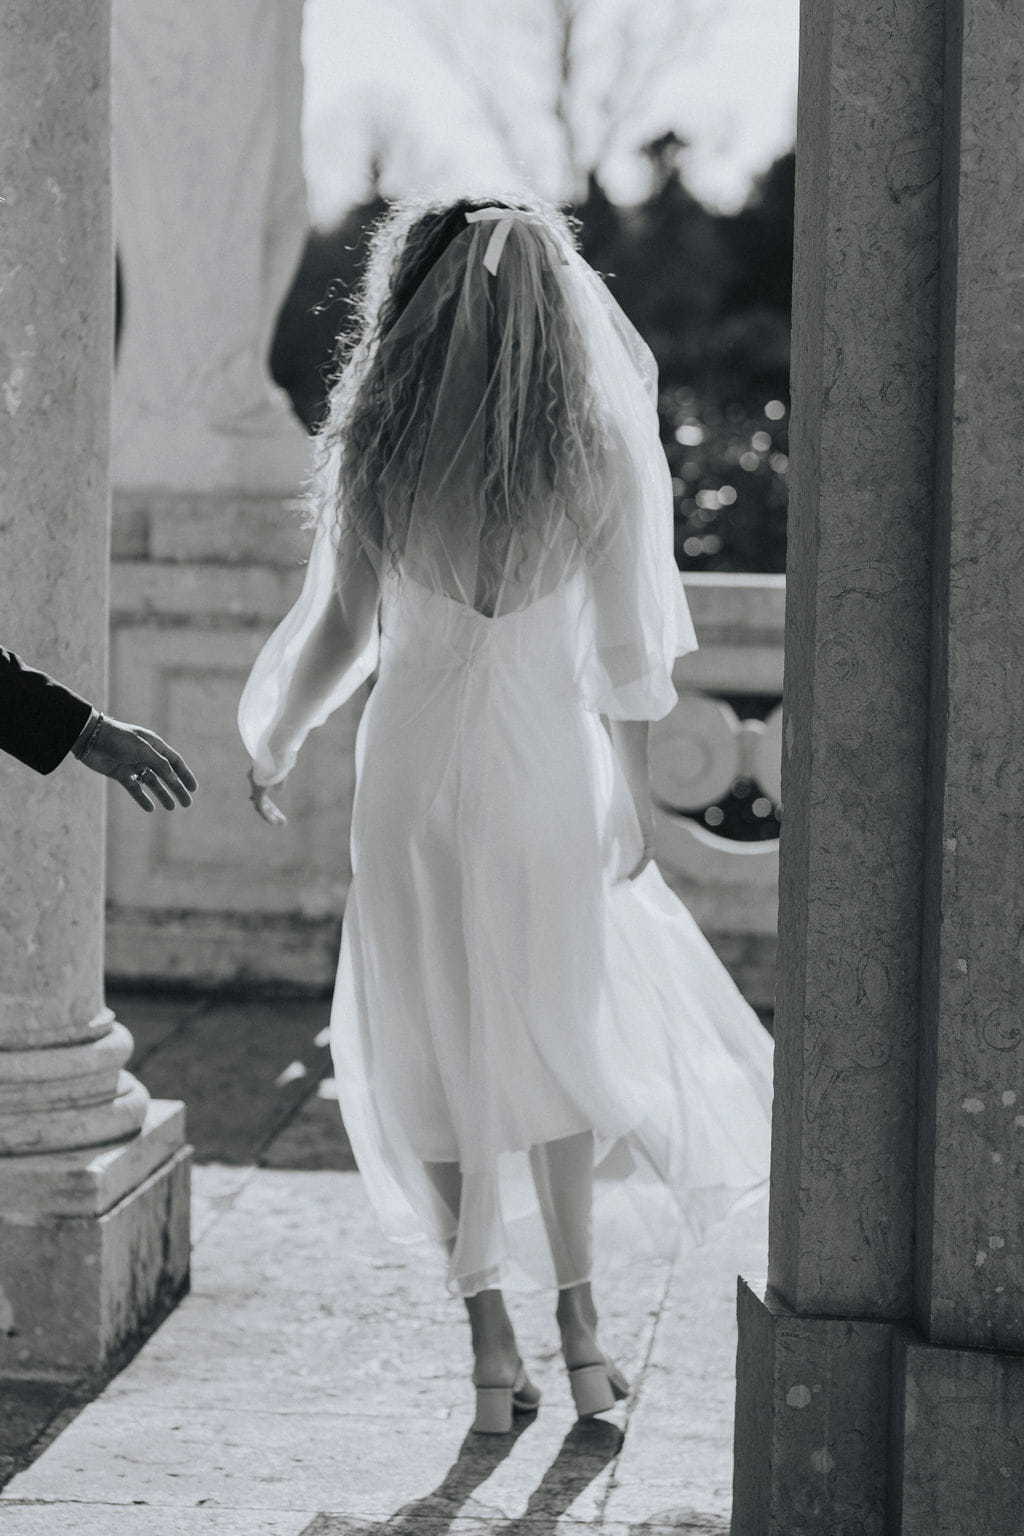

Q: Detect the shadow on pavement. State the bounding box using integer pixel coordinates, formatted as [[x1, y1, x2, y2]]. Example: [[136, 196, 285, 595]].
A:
[[629, 1511, 731, 1534], [0, 1380, 84, 1490], [298, 1413, 623, 1534], [114, 985, 342, 1166]]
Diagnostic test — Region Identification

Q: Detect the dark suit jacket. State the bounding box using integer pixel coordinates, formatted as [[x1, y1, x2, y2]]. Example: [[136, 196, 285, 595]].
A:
[[0, 647, 93, 775]]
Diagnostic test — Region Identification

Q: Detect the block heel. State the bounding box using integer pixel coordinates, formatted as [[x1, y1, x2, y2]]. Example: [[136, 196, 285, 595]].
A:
[[569, 1363, 617, 1418], [472, 1385, 514, 1433]]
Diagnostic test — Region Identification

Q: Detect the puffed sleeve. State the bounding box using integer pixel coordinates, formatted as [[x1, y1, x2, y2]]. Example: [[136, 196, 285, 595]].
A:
[[576, 420, 698, 723], [238, 517, 380, 787], [564, 257, 698, 721]]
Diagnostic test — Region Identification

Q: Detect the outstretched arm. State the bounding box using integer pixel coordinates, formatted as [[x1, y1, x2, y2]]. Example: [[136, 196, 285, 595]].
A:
[[0, 646, 92, 773], [0, 646, 197, 810]]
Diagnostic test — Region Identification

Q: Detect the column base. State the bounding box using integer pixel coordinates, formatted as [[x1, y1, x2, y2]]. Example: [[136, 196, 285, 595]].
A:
[[733, 1277, 1024, 1535], [0, 1100, 191, 1383], [891, 1331, 1024, 1536], [731, 1276, 894, 1536]]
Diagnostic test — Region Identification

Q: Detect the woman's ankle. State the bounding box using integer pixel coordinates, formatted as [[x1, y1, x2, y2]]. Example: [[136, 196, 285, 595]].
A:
[[556, 1283, 603, 1370], [556, 1281, 597, 1332], [465, 1289, 517, 1358]]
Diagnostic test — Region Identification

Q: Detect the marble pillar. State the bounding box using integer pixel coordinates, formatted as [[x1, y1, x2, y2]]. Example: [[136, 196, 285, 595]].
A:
[[732, 2, 1024, 1530], [0, 0, 189, 1382]]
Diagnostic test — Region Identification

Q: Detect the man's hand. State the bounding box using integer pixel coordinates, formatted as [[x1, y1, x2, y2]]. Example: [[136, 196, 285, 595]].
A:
[[79, 716, 197, 812], [248, 768, 288, 826]]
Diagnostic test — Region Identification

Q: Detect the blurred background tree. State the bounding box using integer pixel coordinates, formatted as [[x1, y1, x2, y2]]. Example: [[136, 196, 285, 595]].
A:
[[272, 0, 795, 575]]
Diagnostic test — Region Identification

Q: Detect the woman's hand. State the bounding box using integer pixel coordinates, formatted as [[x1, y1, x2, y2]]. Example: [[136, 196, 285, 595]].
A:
[[622, 799, 656, 881], [248, 768, 288, 826], [624, 834, 656, 882]]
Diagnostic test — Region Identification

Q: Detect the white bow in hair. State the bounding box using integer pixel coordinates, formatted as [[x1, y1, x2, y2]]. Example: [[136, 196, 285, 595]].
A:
[[465, 207, 567, 275]]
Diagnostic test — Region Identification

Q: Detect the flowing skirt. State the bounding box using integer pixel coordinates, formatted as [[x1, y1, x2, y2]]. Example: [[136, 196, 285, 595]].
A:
[[329, 580, 774, 1296]]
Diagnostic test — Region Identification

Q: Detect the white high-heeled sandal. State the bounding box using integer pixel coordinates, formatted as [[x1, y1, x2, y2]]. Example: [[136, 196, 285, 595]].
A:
[[568, 1359, 631, 1418], [472, 1362, 541, 1433]]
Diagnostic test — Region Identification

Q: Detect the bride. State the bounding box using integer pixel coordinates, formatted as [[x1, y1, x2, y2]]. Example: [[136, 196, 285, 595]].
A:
[[238, 194, 773, 1434]]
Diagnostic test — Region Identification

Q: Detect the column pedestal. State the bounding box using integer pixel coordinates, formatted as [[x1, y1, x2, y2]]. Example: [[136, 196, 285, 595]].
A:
[[891, 1336, 1024, 1536], [732, 1281, 894, 1534], [0, 1103, 190, 1383], [734, 1283, 1024, 1536]]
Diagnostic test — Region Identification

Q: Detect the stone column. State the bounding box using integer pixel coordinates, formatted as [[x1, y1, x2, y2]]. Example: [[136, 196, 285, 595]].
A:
[[894, 0, 1024, 1526], [0, 0, 189, 1382], [732, 2, 1024, 1531]]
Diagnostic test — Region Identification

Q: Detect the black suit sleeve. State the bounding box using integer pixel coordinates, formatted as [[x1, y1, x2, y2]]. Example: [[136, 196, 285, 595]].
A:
[[0, 647, 94, 775]]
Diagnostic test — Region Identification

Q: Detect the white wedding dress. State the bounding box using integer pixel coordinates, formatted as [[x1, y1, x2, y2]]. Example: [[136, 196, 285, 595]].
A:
[[239, 212, 773, 1297], [239, 518, 773, 1298]]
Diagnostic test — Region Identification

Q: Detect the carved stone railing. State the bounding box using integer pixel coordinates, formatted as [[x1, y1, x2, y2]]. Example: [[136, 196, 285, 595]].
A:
[[652, 573, 785, 1009], [105, 520, 784, 1008]]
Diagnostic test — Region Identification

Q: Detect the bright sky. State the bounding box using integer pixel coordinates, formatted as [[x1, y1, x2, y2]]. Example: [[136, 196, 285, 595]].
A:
[[301, 0, 800, 227]]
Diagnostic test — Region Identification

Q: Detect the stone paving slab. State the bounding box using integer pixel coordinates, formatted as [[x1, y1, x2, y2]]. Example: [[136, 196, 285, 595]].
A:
[[0, 1403, 626, 1523], [2, 1047, 768, 1533], [290, 1514, 725, 1534], [181, 1167, 667, 1391], [0, 1516, 648, 1536], [0, 1379, 80, 1489], [303, 1519, 639, 1535], [99, 1289, 466, 1418], [0, 1514, 687, 1536], [0, 1510, 312, 1536], [186, 1166, 433, 1299], [189, 1161, 257, 1246], [259, 1083, 356, 1172], [603, 1197, 768, 1528], [110, 1166, 659, 1414], [2, 1167, 667, 1526], [0, 1161, 764, 1529]]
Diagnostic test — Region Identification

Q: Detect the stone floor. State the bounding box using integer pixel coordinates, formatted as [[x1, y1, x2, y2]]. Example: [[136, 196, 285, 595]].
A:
[[0, 988, 770, 1534]]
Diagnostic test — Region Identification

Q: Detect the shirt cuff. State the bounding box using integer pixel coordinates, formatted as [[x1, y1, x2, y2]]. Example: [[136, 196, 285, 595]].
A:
[[71, 707, 102, 760]]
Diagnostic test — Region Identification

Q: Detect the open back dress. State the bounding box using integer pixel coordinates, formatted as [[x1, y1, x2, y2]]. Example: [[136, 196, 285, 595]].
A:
[[238, 214, 774, 1297]]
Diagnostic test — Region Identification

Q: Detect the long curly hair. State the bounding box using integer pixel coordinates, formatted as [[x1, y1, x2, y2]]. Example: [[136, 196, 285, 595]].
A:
[[308, 193, 610, 602]]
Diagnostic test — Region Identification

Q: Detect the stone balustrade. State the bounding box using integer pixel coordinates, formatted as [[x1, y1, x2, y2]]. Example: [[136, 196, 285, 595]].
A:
[[653, 572, 784, 1010], [105, 506, 784, 1008]]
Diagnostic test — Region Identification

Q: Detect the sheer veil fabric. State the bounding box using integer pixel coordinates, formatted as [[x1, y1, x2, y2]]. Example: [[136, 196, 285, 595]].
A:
[[239, 208, 773, 1296]]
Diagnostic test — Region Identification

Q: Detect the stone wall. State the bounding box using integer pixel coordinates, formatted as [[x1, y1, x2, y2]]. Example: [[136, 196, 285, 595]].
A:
[[106, 495, 362, 988]]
